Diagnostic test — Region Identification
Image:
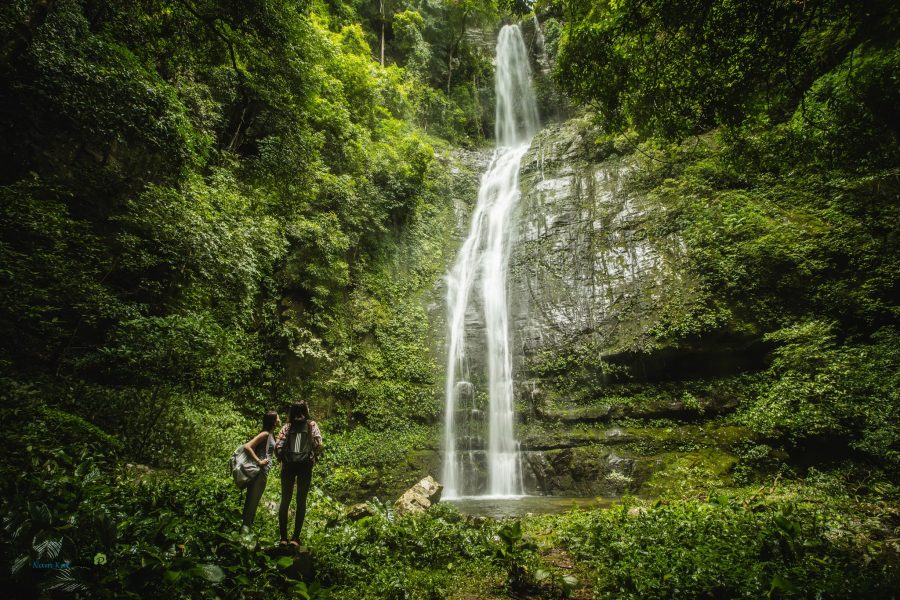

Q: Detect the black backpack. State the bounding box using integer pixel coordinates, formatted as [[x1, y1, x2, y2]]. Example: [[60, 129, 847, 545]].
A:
[[282, 423, 312, 464]]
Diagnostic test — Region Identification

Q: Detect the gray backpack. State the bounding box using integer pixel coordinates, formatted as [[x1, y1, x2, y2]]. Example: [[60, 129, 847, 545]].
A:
[[229, 446, 260, 488]]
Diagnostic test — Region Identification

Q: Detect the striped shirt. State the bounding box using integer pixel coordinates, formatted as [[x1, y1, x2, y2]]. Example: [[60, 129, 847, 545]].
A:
[[275, 420, 323, 464]]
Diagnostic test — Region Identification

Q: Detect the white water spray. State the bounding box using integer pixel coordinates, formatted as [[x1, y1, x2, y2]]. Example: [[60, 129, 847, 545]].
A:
[[442, 25, 540, 498]]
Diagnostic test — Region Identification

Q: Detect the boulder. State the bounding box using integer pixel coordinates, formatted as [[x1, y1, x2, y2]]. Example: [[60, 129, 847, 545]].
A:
[[345, 502, 376, 521], [124, 463, 154, 481], [393, 476, 443, 517], [264, 544, 314, 583]]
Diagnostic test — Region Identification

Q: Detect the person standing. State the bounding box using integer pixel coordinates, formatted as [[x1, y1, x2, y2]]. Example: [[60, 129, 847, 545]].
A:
[[241, 410, 280, 534], [275, 401, 323, 546]]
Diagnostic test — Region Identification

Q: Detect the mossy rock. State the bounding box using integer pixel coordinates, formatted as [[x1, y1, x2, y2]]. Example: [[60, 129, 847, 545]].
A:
[[520, 423, 744, 497], [535, 404, 614, 423], [519, 424, 632, 450], [519, 419, 752, 453], [533, 394, 742, 426], [382, 450, 442, 500], [622, 424, 755, 455], [524, 446, 639, 496], [634, 449, 739, 497]]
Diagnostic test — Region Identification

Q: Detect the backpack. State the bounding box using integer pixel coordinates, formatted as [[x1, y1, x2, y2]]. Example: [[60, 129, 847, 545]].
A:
[[281, 423, 313, 464], [229, 446, 260, 489]]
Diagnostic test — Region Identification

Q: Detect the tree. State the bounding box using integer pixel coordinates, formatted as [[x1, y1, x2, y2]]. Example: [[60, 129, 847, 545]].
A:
[[556, 0, 898, 139], [442, 0, 498, 93], [393, 9, 431, 76]]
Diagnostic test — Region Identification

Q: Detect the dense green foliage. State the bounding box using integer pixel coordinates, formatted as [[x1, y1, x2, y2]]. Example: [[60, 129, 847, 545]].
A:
[[1, 0, 898, 597], [553, 482, 899, 598], [0, 0, 494, 595], [556, 0, 899, 140], [0, 0, 489, 465], [337, 0, 502, 142]]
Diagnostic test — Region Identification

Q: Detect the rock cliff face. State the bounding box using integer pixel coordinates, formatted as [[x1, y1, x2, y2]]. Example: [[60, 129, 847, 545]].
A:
[[509, 115, 691, 362], [501, 115, 753, 496]]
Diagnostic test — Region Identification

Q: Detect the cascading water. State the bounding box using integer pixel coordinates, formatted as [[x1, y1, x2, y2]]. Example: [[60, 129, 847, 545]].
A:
[[442, 24, 540, 498]]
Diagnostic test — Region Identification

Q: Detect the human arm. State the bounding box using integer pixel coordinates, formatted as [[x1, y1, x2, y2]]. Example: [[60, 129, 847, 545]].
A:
[[243, 432, 270, 465], [309, 420, 324, 463], [274, 423, 290, 456]]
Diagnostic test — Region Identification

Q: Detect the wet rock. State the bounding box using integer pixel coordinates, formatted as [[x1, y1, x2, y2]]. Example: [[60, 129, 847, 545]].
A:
[[604, 427, 629, 441], [521, 442, 744, 497], [394, 475, 443, 517], [456, 380, 475, 403], [524, 446, 627, 496], [345, 503, 376, 521], [608, 452, 635, 472], [533, 396, 743, 426], [519, 426, 608, 450], [510, 117, 684, 363], [537, 405, 612, 423], [516, 421, 754, 495], [265, 544, 314, 582], [507, 115, 766, 389], [465, 514, 489, 527]]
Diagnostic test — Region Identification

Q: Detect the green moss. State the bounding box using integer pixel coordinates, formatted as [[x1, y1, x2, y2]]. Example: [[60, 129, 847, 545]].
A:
[[637, 449, 738, 497], [317, 424, 442, 501], [529, 373, 764, 419], [623, 423, 755, 455]]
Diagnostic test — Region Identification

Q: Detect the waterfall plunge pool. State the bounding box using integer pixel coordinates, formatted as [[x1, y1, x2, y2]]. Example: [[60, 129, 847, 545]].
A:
[[444, 496, 618, 518]]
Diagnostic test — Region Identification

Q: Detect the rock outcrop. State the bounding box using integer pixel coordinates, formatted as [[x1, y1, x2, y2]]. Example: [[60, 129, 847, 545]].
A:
[[265, 544, 314, 583], [510, 114, 690, 363], [500, 115, 756, 497], [345, 502, 377, 521]]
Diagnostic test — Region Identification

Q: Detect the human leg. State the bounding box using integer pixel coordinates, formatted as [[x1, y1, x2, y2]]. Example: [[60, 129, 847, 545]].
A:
[[279, 463, 299, 541], [291, 462, 313, 540], [242, 472, 268, 529]]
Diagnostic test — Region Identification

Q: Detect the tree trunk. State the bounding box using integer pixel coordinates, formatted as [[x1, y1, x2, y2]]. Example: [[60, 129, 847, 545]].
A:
[[446, 47, 453, 94], [446, 13, 469, 95], [380, 0, 385, 66]]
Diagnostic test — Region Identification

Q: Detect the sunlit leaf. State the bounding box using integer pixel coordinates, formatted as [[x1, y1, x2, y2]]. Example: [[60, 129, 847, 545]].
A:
[[276, 556, 294, 568], [198, 563, 225, 583]]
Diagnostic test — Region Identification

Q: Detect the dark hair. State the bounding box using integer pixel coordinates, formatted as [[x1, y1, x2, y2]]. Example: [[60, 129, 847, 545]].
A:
[[262, 410, 278, 432], [288, 402, 310, 432]]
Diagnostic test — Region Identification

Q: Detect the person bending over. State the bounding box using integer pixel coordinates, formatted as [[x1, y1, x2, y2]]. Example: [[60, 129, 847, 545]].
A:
[[241, 410, 280, 533]]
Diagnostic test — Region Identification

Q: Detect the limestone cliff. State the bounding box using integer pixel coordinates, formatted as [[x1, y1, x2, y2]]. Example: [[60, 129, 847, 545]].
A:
[[510, 114, 693, 363]]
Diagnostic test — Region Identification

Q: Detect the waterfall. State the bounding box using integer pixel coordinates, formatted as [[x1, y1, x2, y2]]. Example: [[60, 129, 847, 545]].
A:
[[442, 24, 539, 498], [531, 15, 550, 73]]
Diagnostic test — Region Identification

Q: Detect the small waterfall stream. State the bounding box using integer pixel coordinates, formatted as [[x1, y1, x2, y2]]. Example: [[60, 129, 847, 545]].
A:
[[442, 24, 540, 498]]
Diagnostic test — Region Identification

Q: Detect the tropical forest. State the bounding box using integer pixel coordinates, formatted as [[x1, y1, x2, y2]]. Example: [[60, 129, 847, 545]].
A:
[[0, 0, 898, 598]]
